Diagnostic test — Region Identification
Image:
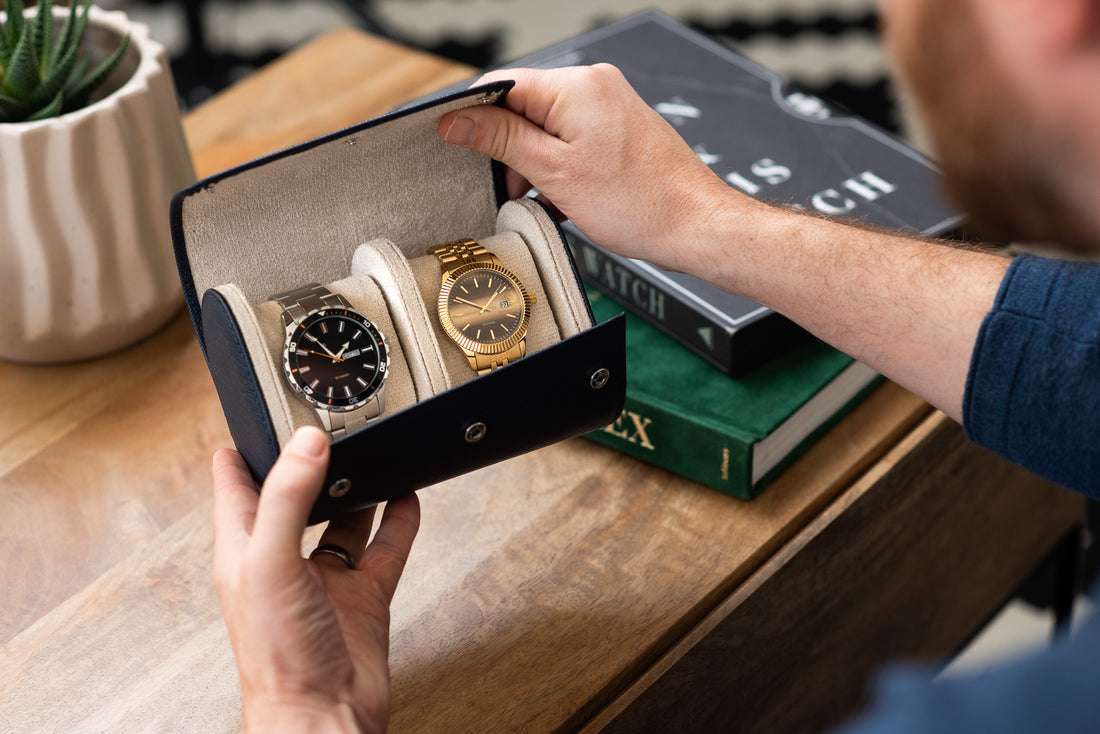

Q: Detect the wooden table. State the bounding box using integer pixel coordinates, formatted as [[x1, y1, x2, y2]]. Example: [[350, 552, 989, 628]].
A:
[[0, 29, 1085, 734]]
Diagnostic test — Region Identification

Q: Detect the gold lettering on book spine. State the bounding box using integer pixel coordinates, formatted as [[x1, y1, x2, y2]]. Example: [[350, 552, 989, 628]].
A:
[[601, 410, 656, 451]]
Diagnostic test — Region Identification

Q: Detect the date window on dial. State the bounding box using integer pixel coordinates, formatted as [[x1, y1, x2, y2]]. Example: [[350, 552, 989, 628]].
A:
[[499, 299, 510, 309]]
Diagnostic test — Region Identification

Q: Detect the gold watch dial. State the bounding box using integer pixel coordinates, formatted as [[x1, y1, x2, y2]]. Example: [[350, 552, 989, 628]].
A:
[[447, 268, 523, 343], [438, 262, 534, 354]]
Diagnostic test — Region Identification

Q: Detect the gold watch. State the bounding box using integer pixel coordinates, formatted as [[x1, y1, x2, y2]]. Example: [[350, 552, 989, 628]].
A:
[[428, 238, 536, 374]]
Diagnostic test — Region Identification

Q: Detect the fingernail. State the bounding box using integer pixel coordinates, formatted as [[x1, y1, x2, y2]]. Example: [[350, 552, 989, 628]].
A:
[[441, 114, 476, 147], [288, 427, 327, 458]]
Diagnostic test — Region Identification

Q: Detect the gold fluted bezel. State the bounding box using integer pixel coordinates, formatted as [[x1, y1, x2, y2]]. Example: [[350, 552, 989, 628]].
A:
[[437, 261, 534, 355]]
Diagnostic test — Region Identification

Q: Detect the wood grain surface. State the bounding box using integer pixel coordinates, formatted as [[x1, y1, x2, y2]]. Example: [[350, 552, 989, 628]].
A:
[[589, 415, 1083, 733], [0, 28, 1084, 734]]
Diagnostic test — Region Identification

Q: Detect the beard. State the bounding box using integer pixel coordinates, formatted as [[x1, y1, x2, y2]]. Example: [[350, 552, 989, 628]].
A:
[[886, 0, 1093, 252]]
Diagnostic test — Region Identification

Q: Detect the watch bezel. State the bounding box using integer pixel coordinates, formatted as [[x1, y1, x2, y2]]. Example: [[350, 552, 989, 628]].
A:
[[437, 261, 534, 355], [282, 307, 389, 412]]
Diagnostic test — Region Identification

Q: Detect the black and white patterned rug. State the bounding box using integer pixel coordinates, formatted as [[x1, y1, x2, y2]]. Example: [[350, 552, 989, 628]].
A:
[[122, 0, 904, 138]]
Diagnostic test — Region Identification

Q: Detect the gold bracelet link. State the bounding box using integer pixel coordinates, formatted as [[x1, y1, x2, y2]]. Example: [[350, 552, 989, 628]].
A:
[[428, 238, 494, 269]]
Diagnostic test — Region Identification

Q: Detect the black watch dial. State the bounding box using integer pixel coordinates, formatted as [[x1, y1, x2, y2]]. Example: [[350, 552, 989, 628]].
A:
[[285, 309, 387, 409], [446, 268, 525, 345]]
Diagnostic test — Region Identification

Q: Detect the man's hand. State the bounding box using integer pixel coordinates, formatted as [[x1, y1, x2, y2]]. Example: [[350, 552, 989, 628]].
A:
[[438, 64, 740, 274], [439, 64, 1009, 422], [212, 427, 420, 733]]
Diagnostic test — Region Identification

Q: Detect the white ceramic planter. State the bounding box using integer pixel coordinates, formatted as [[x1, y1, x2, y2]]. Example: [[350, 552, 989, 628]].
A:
[[0, 7, 196, 363]]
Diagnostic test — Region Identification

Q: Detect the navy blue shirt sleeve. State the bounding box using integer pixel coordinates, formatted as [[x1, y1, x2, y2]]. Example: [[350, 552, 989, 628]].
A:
[[963, 253, 1100, 497]]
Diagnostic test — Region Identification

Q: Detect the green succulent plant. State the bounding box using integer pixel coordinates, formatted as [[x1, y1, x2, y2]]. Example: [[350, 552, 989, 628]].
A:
[[0, 0, 130, 123]]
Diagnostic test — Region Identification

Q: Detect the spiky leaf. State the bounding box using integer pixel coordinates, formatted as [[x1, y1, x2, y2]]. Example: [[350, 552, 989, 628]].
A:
[[27, 27, 79, 110], [75, 1, 93, 51], [2, 14, 38, 100], [0, 90, 25, 122], [51, 0, 82, 67], [25, 87, 62, 121], [63, 31, 129, 112], [36, 0, 54, 77], [0, 17, 10, 73], [0, 0, 131, 123], [6, 0, 25, 55]]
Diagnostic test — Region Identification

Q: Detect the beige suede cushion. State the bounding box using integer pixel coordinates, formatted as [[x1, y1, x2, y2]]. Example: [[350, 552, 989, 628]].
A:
[[179, 88, 592, 446]]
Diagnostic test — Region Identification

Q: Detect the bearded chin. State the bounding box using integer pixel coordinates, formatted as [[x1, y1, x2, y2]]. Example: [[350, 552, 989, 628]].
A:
[[892, 0, 1093, 253], [934, 107, 1088, 251]]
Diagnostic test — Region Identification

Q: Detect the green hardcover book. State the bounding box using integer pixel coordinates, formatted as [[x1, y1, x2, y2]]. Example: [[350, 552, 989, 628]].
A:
[[586, 289, 881, 499]]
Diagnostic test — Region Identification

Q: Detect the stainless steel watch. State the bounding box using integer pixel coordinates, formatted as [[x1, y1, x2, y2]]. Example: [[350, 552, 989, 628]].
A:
[[273, 283, 389, 438]]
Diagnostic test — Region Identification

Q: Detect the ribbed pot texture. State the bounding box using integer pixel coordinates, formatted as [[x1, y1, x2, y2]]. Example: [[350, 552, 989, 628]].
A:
[[0, 6, 195, 363]]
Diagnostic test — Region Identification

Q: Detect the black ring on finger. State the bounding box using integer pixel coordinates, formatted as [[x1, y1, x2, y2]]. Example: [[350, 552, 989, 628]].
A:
[[309, 543, 357, 570]]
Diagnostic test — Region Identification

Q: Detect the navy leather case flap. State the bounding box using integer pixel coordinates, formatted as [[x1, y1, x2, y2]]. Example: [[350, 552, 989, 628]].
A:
[[171, 82, 625, 523]]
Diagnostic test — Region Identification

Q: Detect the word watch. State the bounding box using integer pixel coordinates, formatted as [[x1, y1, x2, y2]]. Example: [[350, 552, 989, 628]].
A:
[[428, 238, 536, 374], [273, 283, 389, 438]]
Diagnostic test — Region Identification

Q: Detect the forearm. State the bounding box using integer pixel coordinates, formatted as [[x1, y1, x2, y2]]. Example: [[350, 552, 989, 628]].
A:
[[438, 64, 1011, 420], [682, 195, 1011, 421]]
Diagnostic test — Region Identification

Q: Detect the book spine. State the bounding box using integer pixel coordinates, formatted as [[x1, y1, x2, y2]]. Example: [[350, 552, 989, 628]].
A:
[[565, 230, 733, 374], [566, 229, 806, 377], [585, 392, 757, 500]]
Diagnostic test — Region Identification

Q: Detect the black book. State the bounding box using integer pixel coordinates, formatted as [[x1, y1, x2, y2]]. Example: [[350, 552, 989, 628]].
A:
[[431, 10, 961, 376]]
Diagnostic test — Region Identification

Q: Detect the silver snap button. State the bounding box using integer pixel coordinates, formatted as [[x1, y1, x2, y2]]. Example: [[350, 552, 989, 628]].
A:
[[590, 368, 610, 390], [465, 422, 487, 443], [328, 478, 352, 497]]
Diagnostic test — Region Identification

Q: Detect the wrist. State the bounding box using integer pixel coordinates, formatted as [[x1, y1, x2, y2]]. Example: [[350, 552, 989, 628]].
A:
[[673, 183, 793, 296]]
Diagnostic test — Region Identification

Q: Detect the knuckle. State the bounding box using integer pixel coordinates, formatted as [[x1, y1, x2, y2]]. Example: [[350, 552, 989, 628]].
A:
[[588, 62, 626, 88], [481, 116, 516, 162]]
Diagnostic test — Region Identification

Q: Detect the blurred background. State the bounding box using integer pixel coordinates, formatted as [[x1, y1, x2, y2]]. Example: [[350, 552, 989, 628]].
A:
[[100, 0, 905, 138]]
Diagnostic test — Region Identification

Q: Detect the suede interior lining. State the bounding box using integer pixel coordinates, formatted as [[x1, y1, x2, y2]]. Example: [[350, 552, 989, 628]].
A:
[[185, 85, 594, 447], [211, 197, 591, 444], [180, 89, 508, 308], [350, 237, 452, 397]]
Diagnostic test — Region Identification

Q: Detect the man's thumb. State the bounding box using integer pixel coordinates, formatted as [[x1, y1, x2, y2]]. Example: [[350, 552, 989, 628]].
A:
[[438, 107, 555, 181]]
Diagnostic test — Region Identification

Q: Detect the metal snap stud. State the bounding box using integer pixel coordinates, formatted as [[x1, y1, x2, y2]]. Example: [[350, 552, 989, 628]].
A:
[[590, 368, 610, 390], [328, 478, 352, 498], [465, 422, 487, 443]]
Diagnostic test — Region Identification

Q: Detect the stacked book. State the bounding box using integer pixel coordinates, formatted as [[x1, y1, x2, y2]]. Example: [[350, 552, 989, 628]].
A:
[[497, 11, 958, 499]]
